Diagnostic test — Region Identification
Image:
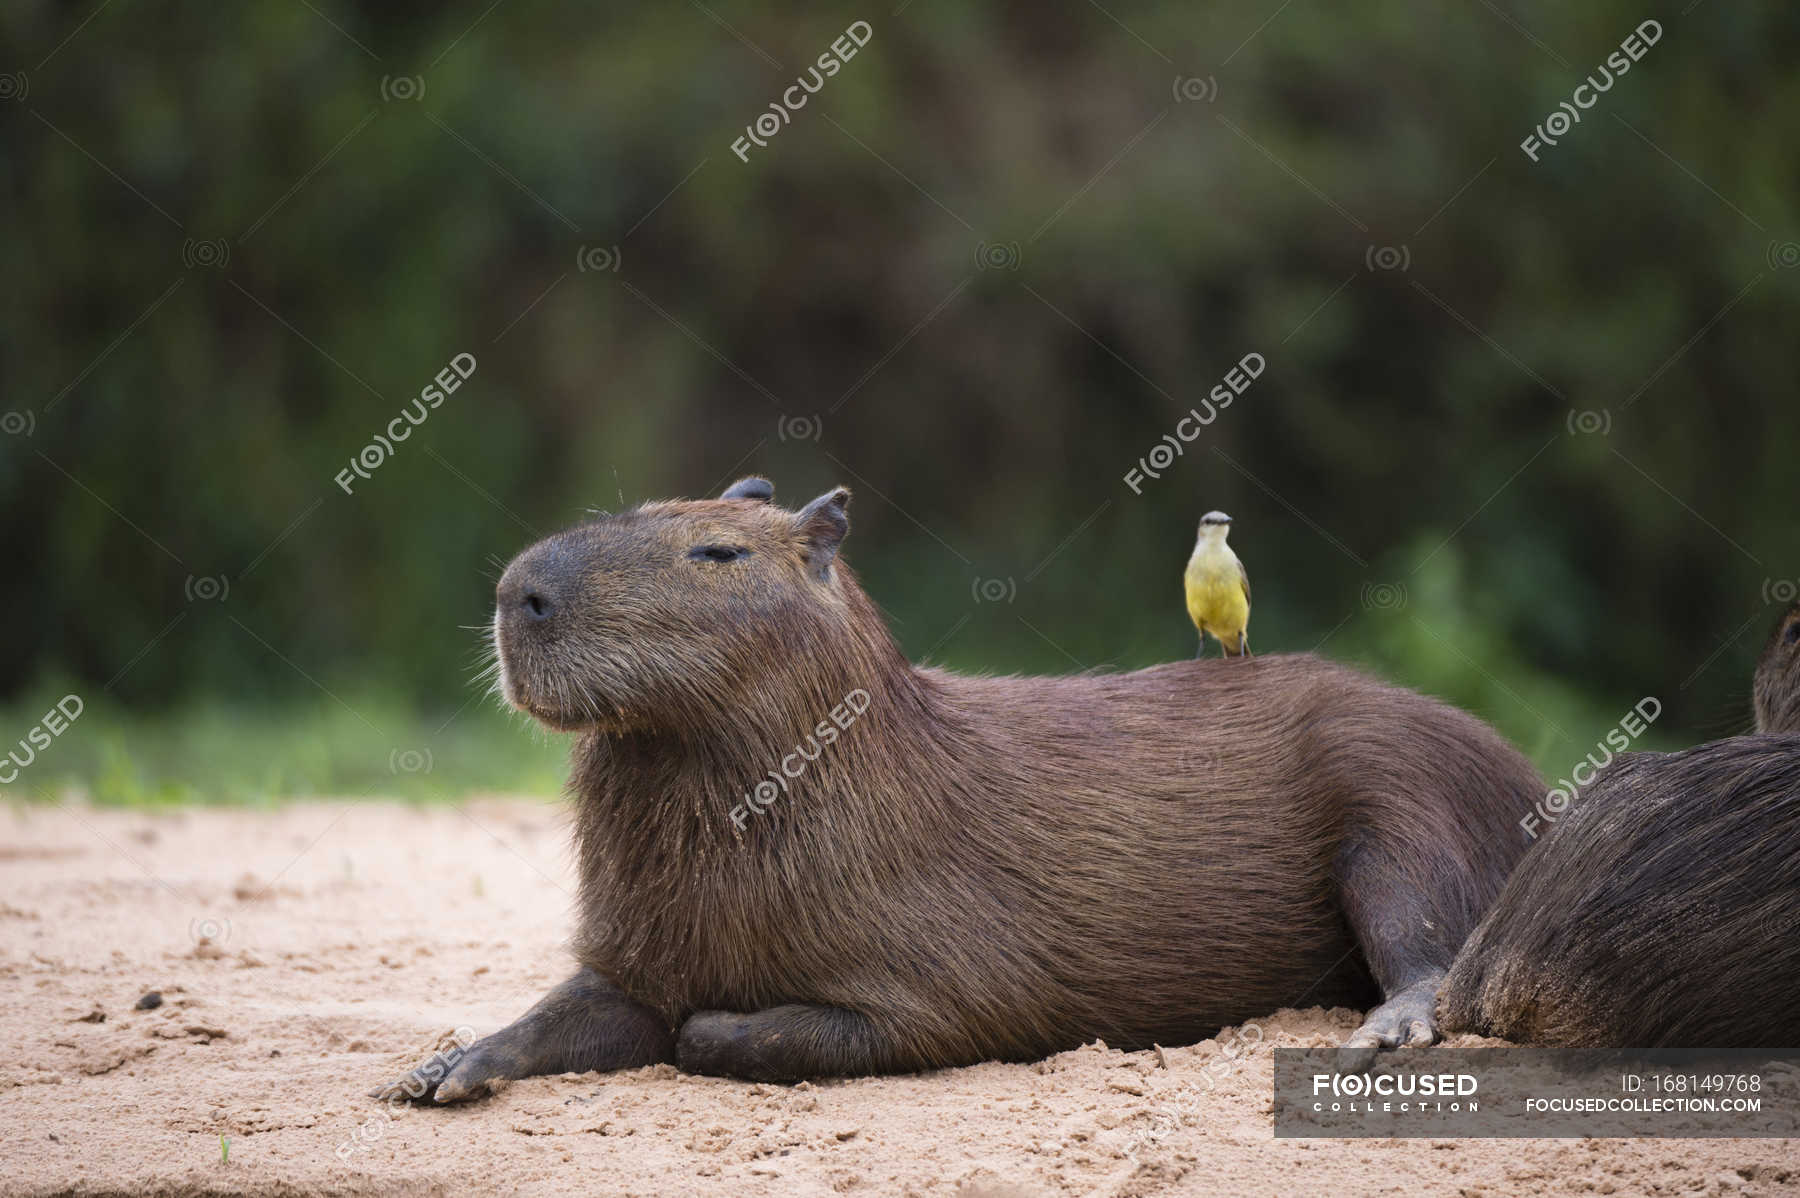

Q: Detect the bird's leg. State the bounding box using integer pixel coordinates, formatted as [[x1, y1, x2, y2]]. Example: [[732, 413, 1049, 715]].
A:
[[1239, 631, 1252, 658], [1195, 636, 1209, 660]]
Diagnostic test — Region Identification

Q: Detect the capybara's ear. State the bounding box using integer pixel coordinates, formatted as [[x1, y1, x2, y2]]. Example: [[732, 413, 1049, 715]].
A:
[[720, 477, 774, 502], [794, 486, 850, 580]]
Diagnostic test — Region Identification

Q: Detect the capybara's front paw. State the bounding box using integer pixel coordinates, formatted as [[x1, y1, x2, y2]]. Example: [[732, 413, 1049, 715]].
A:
[[1336, 978, 1441, 1073], [369, 1033, 519, 1105]]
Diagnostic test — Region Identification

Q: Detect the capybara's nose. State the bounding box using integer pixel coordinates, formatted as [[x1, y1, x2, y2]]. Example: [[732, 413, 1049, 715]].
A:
[[498, 557, 562, 628]]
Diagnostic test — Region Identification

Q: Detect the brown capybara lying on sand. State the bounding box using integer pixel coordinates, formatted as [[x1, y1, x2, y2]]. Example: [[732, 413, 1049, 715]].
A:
[[379, 477, 1543, 1101]]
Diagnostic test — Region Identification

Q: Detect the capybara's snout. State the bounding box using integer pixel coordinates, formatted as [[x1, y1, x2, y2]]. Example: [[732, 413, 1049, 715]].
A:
[[496, 543, 567, 631], [493, 532, 602, 727]]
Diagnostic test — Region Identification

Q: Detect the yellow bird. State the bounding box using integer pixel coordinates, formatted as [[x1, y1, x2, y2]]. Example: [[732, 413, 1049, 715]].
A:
[[1185, 510, 1251, 658]]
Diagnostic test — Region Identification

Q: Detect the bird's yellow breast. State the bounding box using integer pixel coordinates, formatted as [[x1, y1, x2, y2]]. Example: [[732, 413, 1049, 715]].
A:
[[1185, 555, 1248, 634]]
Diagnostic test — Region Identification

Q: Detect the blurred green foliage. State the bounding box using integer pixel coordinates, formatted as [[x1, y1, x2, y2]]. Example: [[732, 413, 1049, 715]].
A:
[[2, 1, 1794, 800], [1, 680, 567, 805]]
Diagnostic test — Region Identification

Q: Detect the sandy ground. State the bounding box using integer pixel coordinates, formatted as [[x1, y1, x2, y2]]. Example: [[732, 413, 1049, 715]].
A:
[[1, 798, 1795, 1198]]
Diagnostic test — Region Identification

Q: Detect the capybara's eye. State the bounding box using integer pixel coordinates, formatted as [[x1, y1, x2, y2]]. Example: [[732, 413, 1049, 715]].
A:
[[689, 545, 748, 563]]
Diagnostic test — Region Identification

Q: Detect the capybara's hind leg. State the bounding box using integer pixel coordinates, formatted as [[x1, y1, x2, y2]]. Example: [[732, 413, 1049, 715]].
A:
[[1333, 836, 1459, 1071], [678, 1004, 894, 1082], [1337, 976, 1441, 1071], [372, 967, 673, 1104]]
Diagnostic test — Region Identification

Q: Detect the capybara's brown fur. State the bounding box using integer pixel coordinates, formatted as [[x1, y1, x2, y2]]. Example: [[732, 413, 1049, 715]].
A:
[[379, 477, 1544, 1099], [1754, 600, 1800, 733], [1438, 735, 1800, 1047]]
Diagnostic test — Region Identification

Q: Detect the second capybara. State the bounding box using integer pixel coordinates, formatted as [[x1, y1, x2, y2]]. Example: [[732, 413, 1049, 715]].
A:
[[1754, 600, 1800, 733], [1437, 736, 1800, 1047], [1439, 602, 1800, 1048], [378, 476, 1544, 1101]]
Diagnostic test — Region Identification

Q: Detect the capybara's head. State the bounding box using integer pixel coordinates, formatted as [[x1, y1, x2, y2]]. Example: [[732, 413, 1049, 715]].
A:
[[493, 477, 876, 733], [1753, 600, 1800, 734]]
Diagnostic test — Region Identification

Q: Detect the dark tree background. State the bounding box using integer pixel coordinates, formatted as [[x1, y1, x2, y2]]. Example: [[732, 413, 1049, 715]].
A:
[[2, 0, 1794, 797]]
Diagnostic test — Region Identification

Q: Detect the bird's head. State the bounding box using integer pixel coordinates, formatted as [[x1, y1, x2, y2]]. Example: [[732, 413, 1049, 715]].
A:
[[1196, 510, 1233, 545]]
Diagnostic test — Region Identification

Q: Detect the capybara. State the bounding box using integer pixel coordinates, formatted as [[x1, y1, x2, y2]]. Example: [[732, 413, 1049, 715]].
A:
[[1754, 599, 1800, 733], [1437, 735, 1800, 1047], [377, 477, 1543, 1101], [1440, 601, 1800, 1047]]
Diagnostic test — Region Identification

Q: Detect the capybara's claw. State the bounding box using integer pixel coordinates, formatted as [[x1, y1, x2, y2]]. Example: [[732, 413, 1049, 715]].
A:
[[369, 1067, 442, 1104], [429, 1039, 533, 1103], [370, 1070, 455, 1104], [369, 1060, 488, 1105], [1337, 979, 1441, 1073], [429, 1064, 485, 1104], [371, 1037, 512, 1105]]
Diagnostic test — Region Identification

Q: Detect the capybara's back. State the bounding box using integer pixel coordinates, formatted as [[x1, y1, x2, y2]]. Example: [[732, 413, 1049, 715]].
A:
[[1439, 735, 1800, 1048]]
